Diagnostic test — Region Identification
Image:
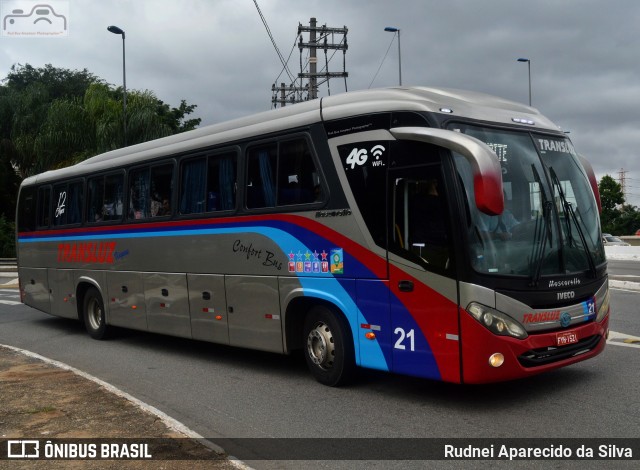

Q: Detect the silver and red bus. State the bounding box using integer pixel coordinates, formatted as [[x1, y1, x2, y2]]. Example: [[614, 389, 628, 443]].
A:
[[16, 86, 610, 385]]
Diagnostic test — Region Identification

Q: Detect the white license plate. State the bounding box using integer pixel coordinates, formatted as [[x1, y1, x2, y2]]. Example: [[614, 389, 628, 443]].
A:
[[556, 331, 579, 346]]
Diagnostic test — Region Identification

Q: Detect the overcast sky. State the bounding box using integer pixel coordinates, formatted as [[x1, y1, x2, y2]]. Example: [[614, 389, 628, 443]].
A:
[[2, 0, 639, 206]]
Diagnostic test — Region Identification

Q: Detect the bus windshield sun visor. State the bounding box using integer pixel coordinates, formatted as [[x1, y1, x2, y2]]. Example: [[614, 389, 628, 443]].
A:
[[390, 127, 504, 215]]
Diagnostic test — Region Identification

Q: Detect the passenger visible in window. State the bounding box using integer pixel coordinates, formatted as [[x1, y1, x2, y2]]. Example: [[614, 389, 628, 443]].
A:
[[158, 198, 171, 216]]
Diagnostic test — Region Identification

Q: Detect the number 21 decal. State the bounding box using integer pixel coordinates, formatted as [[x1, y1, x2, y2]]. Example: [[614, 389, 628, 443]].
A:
[[394, 327, 415, 351]]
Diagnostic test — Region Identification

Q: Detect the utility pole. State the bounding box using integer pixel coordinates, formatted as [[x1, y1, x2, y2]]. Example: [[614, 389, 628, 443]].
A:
[[272, 17, 348, 107], [618, 168, 628, 202]]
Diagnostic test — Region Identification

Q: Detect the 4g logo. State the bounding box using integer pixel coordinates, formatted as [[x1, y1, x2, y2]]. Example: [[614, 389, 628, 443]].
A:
[[345, 145, 386, 170]]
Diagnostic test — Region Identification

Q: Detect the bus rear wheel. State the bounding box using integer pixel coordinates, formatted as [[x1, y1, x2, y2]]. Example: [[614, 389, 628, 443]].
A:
[[83, 287, 109, 340], [303, 306, 354, 386]]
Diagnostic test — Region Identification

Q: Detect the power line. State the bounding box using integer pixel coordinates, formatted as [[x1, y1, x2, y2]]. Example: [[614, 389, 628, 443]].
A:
[[253, 0, 296, 84], [369, 33, 396, 89]]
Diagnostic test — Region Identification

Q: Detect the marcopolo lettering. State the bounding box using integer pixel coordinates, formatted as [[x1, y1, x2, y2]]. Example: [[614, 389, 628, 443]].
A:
[[57, 242, 116, 264], [548, 277, 581, 288]]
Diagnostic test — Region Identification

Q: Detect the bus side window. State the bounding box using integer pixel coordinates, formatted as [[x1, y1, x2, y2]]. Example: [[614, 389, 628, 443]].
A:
[[246, 144, 277, 209], [129, 168, 150, 219], [18, 187, 37, 232], [66, 182, 83, 225], [52, 181, 83, 226], [37, 186, 51, 228], [88, 174, 124, 223], [88, 177, 105, 222], [105, 174, 124, 220], [207, 151, 236, 211], [180, 157, 206, 214], [277, 139, 317, 205], [150, 164, 174, 217], [246, 138, 320, 210]]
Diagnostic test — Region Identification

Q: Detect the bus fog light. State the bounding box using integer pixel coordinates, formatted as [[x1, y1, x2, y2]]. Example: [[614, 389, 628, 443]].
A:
[[489, 353, 504, 368]]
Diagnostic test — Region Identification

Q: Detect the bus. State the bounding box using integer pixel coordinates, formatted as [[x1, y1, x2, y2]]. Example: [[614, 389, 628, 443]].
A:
[[16, 86, 610, 386]]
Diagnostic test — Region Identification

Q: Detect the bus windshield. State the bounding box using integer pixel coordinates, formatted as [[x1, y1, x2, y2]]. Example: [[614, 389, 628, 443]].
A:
[[450, 124, 605, 279]]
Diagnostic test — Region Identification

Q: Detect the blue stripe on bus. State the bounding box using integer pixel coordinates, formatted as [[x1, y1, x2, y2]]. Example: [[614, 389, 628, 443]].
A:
[[19, 222, 393, 372]]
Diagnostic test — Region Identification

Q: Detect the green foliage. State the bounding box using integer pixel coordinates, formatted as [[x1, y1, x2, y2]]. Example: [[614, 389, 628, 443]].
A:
[[2, 65, 201, 178], [0, 63, 202, 220], [0, 215, 15, 257], [598, 174, 640, 235], [5, 63, 102, 100]]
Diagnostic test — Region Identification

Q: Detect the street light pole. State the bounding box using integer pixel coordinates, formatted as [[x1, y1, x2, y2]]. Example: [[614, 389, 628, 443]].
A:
[[108, 25, 127, 146], [384, 26, 402, 86], [517, 57, 531, 106]]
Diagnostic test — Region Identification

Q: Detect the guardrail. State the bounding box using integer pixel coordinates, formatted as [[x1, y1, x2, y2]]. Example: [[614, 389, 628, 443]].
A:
[[619, 236, 640, 246]]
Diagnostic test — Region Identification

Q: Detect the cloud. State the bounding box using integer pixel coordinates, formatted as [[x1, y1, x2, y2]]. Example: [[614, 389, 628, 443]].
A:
[[2, 0, 639, 204]]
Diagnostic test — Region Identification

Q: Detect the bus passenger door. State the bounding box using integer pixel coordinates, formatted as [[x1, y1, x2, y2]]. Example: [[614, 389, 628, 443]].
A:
[[225, 275, 283, 353], [188, 274, 229, 345], [388, 160, 461, 382]]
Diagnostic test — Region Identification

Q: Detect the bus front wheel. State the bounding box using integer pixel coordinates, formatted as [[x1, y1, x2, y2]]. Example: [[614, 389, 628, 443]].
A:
[[303, 306, 354, 386], [83, 287, 109, 340]]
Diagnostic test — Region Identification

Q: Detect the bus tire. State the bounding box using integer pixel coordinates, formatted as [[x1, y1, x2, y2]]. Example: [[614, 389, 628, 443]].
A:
[[303, 306, 355, 386], [83, 287, 109, 340]]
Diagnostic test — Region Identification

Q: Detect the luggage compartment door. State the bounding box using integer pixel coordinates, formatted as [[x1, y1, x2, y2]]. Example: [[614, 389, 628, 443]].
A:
[[226, 275, 283, 353], [188, 273, 229, 344]]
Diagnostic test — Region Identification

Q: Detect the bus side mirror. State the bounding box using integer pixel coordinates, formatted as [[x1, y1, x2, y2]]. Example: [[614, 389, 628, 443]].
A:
[[577, 153, 602, 213], [390, 127, 504, 215]]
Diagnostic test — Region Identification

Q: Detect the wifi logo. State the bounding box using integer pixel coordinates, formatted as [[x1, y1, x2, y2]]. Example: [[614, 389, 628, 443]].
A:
[[371, 145, 386, 160], [370, 145, 386, 167]]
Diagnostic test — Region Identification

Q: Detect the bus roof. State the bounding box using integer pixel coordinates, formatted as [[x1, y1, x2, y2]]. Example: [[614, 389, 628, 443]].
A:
[[21, 86, 562, 186]]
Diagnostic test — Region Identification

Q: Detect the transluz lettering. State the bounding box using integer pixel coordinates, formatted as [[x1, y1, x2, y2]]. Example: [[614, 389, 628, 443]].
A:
[[57, 242, 116, 264], [537, 138, 576, 155], [522, 310, 560, 324]]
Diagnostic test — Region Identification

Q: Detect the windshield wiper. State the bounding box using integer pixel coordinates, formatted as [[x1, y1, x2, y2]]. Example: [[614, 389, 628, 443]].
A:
[[529, 165, 553, 287], [549, 167, 597, 278]]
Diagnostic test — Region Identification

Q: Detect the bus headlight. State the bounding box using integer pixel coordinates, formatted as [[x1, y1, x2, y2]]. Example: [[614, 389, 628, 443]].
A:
[[467, 302, 528, 339]]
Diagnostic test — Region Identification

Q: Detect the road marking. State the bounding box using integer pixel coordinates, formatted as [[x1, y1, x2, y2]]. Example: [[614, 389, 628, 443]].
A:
[[607, 331, 640, 349], [608, 280, 640, 292], [0, 343, 249, 469], [0, 299, 21, 305]]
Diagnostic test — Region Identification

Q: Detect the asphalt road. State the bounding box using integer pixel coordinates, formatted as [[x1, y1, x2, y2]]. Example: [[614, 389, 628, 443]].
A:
[[1, 282, 639, 469]]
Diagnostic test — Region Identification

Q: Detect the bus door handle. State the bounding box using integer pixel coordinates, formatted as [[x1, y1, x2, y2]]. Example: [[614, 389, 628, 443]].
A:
[[161, 289, 169, 297], [121, 286, 128, 293], [398, 280, 414, 292], [202, 292, 211, 301]]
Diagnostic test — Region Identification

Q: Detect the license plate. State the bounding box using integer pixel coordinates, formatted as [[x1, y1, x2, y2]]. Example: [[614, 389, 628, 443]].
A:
[[556, 331, 578, 346]]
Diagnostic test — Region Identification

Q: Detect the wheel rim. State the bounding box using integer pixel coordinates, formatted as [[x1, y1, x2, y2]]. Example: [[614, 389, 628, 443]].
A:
[[306, 321, 335, 370], [87, 297, 102, 331]]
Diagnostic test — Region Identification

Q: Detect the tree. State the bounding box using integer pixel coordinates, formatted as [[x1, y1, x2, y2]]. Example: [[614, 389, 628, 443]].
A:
[[597, 174, 640, 235], [1, 63, 201, 182], [5, 63, 102, 100], [609, 204, 640, 236]]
